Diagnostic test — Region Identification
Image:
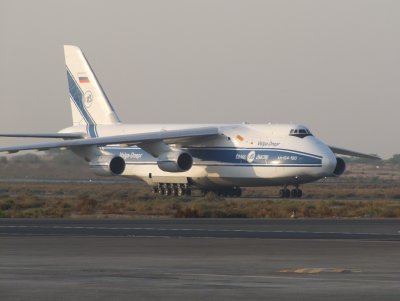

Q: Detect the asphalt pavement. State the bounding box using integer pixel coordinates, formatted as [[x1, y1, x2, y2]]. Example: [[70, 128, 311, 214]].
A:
[[1, 218, 399, 301]]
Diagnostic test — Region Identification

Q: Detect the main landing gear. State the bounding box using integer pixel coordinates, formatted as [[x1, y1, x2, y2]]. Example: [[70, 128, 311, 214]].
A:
[[152, 183, 192, 197], [279, 185, 303, 199], [152, 184, 243, 198]]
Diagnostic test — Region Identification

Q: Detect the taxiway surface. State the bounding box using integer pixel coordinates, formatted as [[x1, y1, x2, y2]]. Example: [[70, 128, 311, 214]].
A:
[[1, 219, 399, 300]]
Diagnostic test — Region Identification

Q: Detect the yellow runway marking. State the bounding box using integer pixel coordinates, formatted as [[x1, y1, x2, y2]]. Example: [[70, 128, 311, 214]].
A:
[[278, 268, 359, 274]]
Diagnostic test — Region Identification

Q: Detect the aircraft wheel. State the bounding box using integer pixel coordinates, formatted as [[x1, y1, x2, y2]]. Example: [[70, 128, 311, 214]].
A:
[[172, 186, 179, 196], [164, 185, 171, 196], [177, 186, 184, 197], [297, 189, 303, 198], [279, 189, 285, 198], [284, 189, 291, 198], [291, 189, 298, 198]]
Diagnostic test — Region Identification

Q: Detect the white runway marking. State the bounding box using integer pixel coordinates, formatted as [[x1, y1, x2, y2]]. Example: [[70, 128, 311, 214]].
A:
[[0, 225, 398, 238]]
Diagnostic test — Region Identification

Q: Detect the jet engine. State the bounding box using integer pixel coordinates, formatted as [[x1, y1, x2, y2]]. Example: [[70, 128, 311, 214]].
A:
[[332, 157, 346, 176], [157, 151, 193, 172], [89, 155, 126, 176]]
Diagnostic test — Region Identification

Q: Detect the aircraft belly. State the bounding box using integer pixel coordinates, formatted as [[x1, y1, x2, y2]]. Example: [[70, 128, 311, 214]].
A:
[[121, 164, 323, 187], [191, 165, 323, 187]]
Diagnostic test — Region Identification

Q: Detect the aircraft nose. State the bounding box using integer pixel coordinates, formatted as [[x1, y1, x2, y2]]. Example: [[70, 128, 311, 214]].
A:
[[321, 147, 338, 176]]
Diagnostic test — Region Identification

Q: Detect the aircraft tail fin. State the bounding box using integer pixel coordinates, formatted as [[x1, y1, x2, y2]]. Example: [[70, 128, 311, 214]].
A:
[[64, 45, 120, 133]]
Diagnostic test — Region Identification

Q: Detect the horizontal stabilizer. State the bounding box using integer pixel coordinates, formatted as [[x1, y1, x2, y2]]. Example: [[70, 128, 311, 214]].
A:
[[329, 146, 381, 160], [0, 127, 219, 154]]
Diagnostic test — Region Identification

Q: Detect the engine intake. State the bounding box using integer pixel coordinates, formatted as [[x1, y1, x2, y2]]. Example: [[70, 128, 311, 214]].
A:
[[89, 155, 126, 176], [157, 151, 193, 172], [333, 157, 346, 176]]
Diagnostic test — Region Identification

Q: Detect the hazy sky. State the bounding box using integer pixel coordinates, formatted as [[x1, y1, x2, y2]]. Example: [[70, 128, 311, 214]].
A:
[[1, 0, 399, 158]]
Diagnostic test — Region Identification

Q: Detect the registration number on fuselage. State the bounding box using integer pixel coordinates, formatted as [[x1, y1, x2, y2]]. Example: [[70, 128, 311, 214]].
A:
[[278, 155, 298, 161]]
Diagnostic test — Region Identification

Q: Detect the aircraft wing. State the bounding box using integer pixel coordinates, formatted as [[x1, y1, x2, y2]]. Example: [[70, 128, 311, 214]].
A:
[[0, 133, 84, 139], [0, 127, 219, 154], [329, 146, 381, 160]]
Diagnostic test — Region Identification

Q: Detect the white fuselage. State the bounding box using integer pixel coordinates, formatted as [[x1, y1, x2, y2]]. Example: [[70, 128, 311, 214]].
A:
[[61, 123, 338, 188]]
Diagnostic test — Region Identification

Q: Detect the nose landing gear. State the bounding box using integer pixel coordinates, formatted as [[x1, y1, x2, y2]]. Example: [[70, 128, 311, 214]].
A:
[[279, 185, 303, 198]]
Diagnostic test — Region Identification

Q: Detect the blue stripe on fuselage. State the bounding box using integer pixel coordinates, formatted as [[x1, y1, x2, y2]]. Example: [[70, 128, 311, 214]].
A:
[[104, 146, 322, 166]]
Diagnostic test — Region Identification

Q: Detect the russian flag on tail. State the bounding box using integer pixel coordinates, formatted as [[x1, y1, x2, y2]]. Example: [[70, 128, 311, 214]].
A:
[[78, 73, 90, 83]]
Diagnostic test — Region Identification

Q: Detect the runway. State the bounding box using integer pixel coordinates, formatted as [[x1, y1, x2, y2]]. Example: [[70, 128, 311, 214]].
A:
[[1, 218, 400, 240], [1, 219, 400, 300]]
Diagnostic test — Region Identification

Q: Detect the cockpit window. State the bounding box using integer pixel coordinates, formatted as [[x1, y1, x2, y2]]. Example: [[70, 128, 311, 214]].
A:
[[289, 128, 313, 138]]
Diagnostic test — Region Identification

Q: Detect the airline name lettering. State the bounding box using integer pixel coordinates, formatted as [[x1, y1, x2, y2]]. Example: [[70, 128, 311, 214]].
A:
[[256, 154, 269, 160], [236, 154, 247, 160], [120, 152, 143, 160], [257, 141, 280, 147], [235, 153, 269, 162]]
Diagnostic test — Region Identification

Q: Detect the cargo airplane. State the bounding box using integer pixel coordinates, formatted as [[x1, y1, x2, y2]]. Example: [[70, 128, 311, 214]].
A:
[[0, 45, 379, 198]]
